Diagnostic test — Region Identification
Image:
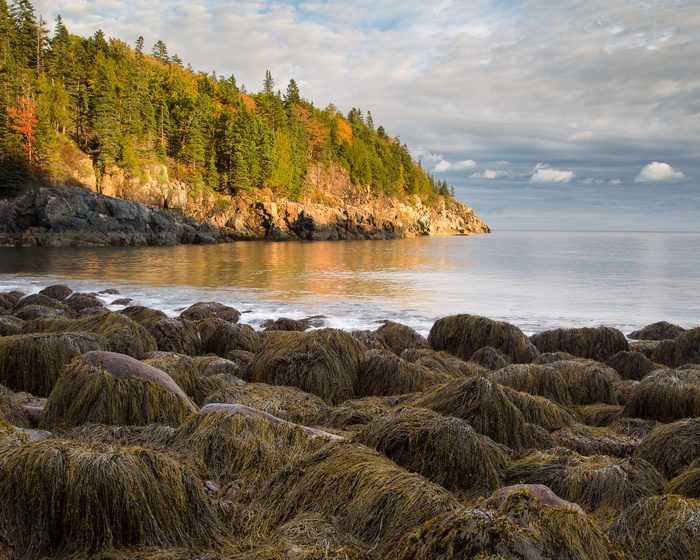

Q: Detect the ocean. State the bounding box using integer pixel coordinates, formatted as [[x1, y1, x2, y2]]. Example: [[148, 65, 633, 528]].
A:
[[1, 231, 698, 337]]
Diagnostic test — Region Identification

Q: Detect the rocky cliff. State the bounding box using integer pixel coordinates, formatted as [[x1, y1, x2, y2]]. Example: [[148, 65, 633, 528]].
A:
[[0, 160, 490, 247]]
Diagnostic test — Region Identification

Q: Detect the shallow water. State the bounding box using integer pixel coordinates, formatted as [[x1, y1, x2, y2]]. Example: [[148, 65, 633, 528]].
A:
[[1, 231, 698, 336]]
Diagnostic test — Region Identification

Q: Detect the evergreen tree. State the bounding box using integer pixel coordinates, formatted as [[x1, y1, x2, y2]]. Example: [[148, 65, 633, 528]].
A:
[[262, 69, 274, 95], [151, 39, 168, 63], [284, 78, 300, 108]]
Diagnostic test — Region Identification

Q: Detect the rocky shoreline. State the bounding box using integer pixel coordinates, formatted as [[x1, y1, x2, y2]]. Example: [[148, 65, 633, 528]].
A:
[[0, 185, 490, 247], [1, 284, 700, 560]]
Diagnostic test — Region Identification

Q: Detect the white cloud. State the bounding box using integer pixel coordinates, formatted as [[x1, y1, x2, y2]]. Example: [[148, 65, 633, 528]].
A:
[[470, 169, 512, 179], [568, 130, 594, 141], [635, 162, 686, 183], [529, 163, 575, 184], [433, 159, 476, 173]]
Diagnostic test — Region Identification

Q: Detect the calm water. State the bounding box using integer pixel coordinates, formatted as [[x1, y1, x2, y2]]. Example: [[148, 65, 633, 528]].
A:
[[1, 231, 698, 336]]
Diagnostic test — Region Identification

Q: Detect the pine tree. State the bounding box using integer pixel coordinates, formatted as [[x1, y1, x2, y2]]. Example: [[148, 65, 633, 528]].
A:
[[263, 69, 274, 95]]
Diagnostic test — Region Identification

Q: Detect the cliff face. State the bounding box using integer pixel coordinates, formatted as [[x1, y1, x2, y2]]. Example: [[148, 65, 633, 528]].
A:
[[0, 158, 489, 247]]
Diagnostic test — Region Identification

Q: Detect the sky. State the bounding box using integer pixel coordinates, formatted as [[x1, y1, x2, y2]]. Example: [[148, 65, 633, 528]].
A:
[[32, 0, 700, 231]]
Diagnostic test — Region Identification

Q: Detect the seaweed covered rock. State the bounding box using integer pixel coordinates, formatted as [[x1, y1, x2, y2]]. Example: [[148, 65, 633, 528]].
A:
[[489, 363, 572, 406], [469, 345, 512, 370], [0, 385, 30, 428], [622, 367, 700, 422], [664, 459, 700, 499], [263, 317, 313, 332], [651, 327, 700, 367], [428, 314, 539, 364], [550, 423, 639, 457], [179, 301, 241, 323], [22, 311, 157, 358], [172, 410, 324, 486], [548, 360, 621, 405], [237, 512, 377, 560], [606, 350, 659, 381], [350, 329, 391, 351], [0, 314, 24, 336], [142, 351, 199, 398], [243, 329, 367, 405], [64, 292, 105, 313], [37, 284, 73, 301], [397, 485, 614, 560], [123, 306, 202, 355], [354, 407, 510, 498], [0, 438, 225, 559], [245, 442, 460, 556], [202, 320, 262, 356], [634, 417, 700, 479], [504, 448, 664, 518], [203, 382, 331, 425], [40, 351, 196, 430], [608, 495, 700, 560], [628, 321, 687, 341], [530, 326, 629, 362], [0, 332, 108, 397], [12, 293, 75, 319], [399, 348, 469, 377], [409, 376, 529, 451], [375, 321, 430, 355], [501, 387, 576, 432], [358, 350, 447, 398]]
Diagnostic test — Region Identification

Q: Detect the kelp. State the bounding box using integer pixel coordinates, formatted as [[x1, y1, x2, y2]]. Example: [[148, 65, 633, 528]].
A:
[[350, 329, 391, 351], [489, 363, 572, 406], [64, 292, 105, 313], [428, 314, 539, 364], [400, 347, 472, 377], [664, 458, 700, 499], [171, 410, 324, 487], [614, 379, 638, 406], [142, 352, 199, 399], [608, 494, 700, 560], [0, 314, 24, 336], [38, 284, 73, 301], [0, 385, 29, 428], [606, 350, 659, 381], [22, 311, 157, 358], [375, 321, 430, 355], [0, 438, 226, 559], [397, 485, 614, 560], [504, 448, 664, 519], [40, 353, 196, 431], [243, 329, 367, 405], [628, 321, 687, 341], [622, 367, 700, 422], [66, 422, 177, 450], [651, 327, 700, 368], [12, 293, 75, 317], [551, 423, 639, 457], [530, 326, 629, 362], [312, 395, 413, 430], [203, 382, 331, 425], [548, 360, 620, 405], [0, 331, 108, 396], [469, 345, 512, 370], [358, 350, 447, 398], [408, 376, 529, 451], [179, 301, 241, 323], [573, 404, 624, 427], [237, 513, 377, 560], [533, 351, 578, 364], [122, 306, 202, 355], [633, 417, 700, 479], [202, 320, 262, 356], [354, 407, 510, 499], [244, 441, 460, 555], [501, 387, 576, 432]]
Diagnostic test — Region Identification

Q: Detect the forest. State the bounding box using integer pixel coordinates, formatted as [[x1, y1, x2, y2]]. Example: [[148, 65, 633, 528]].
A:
[[0, 0, 455, 203]]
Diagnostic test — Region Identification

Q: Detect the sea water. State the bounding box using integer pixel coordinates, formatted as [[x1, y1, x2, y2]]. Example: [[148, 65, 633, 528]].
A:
[[1, 231, 698, 337]]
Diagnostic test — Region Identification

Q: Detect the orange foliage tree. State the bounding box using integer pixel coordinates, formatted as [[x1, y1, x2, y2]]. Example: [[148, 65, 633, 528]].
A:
[[7, 95, 38, 163]]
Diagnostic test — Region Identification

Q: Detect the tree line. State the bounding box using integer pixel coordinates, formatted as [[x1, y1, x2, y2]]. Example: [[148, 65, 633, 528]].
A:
[[0, 0, 455, 202]]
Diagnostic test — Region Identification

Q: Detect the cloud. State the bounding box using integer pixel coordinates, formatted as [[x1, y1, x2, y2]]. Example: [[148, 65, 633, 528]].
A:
[[433, 159, 476, 173], [529, 163, 576, 184], [470, 169, 513, 179], [635, 162, 686, 183], [568, 130, 594, 141]]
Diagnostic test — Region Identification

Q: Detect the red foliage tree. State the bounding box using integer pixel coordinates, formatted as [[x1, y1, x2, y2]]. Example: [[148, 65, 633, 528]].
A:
[[7, 95, 38, 163]]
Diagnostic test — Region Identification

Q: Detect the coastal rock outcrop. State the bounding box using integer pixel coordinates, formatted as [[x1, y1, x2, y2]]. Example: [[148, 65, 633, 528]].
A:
[[0, 180, 490, 247]]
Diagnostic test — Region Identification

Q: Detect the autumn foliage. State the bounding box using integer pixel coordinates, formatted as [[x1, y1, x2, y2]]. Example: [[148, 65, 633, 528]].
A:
[[7, 95, 38, 163]]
